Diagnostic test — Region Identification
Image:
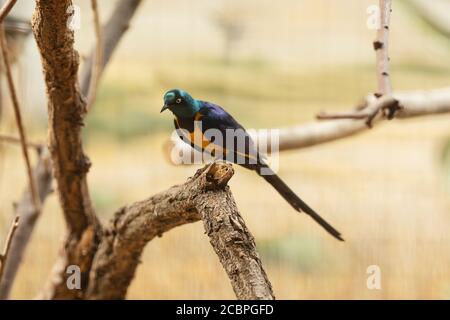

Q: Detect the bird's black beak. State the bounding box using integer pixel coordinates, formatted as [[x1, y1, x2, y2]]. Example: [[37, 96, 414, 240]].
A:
[[160, 104, 169, 113]]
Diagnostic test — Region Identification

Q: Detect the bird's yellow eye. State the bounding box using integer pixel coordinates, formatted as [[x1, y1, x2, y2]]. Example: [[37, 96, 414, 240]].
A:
[[176, 98, 182, 104]]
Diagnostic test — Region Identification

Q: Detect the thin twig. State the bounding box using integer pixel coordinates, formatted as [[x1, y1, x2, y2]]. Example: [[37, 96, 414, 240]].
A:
[[364, 0, 400, 126], [317, 111, 369, 120], [0, 0, 18, 23], [0, 216, 20, 283], [0, 150, 53, 299], [86, 0, 103, 111], [0, 133, 43, 150], [0, 25, 41, 213], [375, 0, 393, 96], [80, 0, 142, 96], [0, 0, 18, 125], [315, 0, 397, 126]]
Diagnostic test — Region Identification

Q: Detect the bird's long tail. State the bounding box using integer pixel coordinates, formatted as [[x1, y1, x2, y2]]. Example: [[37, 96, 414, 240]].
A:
[[257, 166, 344, 241]]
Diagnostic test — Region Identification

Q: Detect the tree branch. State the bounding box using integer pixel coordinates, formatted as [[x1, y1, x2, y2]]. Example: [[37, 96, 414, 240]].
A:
[[317, 0, 399, 126], [375, 0, 393, 96], [13, 0, 273, 301], [0, 0, 18, 23], [80, 0, 142, 97], [33, 0, 143, 300], [0, 133, 42, 150], [32, 0, 97, 235], [164, 87, 450, 161], [85, 162, 274, 300], [0, 22, 41, 213], [32, 0, 100, 299], [0, 149, 53, 299], [85, 0, 102, 112], [0, 216, 20, 285]]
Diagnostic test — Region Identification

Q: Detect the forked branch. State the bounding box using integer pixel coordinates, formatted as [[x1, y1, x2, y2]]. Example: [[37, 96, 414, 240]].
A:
[[85, 162, 274, 300], [317, 0, 399, 126]]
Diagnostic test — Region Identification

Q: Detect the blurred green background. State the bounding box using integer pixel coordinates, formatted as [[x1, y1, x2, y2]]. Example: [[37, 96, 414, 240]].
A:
[[1, 0, 450, 299]]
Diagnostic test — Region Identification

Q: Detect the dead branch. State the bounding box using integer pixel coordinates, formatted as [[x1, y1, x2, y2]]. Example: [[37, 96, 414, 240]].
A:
[[9, 0, 140, 298], [80, 0, 142, 97], [317, 0, 399, 126], [0, 149, 53, 299], [32, 0, 98, 235], [85, 0, 102, 111], [33, 0, 272, 301], [0, 133, 42, 150], [199, 165, 274, 299], [85, 162, 273, 300], [0, 216, 20, 284], [0, 23, 41, 213], [30, 0, 143, 300], [375, 0, 393, 96], [0, 0, 17, 23], [32, 0, 100, 299], [164, 86, 450, 161]]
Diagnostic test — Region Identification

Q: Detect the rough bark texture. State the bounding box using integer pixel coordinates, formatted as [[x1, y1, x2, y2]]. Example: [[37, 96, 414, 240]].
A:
[[32, 0, 95, 236], [32, 0, 100, 299], [0, 149, 52, 299], [198, 165, 274, 300], [86, 163, 274, 300]]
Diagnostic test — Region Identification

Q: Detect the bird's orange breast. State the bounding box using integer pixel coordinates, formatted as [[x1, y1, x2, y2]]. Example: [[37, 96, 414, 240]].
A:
[[175, 113, 212, 149]]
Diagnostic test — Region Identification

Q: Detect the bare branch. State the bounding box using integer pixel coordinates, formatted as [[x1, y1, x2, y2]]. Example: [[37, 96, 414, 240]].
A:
[[317, 0, 397, 125], [30, 0, 272, 301], [280, 88, 450, 150], [0, 25, 41, 213], [375, 0, 393, 96], [0, 216, 20, 284], [84, 162, 273, 300], [316, 112, 368, 120], [85, 0, 103, 111], [164, 87, 450, 160], [34, 0, 143, 300], [80, 0, 142, 96], [199, 165, 274, 299], [318, 95, 399, 128], [32, 0, 98, 236], [0, 150, 53, 300], [0, 133, 42, 150], [32, 0, 100, 299], [0, 0, 18, 23]]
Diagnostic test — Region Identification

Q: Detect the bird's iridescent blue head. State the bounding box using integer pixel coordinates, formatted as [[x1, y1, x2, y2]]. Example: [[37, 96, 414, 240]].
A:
[[161, 89, 200, 117]]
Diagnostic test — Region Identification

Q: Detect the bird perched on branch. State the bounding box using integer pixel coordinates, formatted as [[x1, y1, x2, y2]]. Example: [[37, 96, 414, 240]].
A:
[[161, 89, 343, 241]]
